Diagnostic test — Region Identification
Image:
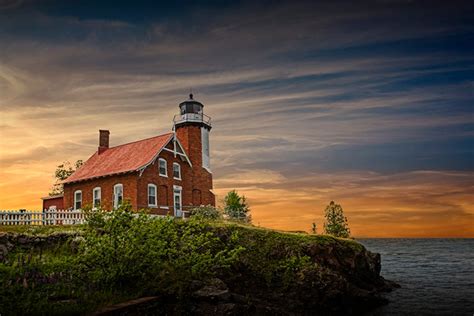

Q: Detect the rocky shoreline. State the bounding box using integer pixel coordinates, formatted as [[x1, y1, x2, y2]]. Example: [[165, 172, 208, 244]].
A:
[[0, 229, 399, 315]]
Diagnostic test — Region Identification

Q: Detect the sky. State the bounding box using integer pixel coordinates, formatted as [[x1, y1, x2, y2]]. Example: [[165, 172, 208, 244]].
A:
[[0, 0, 473, 237]]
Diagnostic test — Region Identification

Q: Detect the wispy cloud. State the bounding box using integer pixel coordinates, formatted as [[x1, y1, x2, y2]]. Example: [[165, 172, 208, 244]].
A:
[[0, 0, 472, 236]]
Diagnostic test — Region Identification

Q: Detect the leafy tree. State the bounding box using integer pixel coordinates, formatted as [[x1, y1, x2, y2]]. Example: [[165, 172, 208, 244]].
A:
[[323, 201, 350, 238], [49, 160, 83, 196], [223, 190, 251, 222]]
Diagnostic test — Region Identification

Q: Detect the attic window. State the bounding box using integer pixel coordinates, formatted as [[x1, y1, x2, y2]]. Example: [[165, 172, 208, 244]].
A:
[[159, 158, 167, 177], [173, 163, 181, 180]]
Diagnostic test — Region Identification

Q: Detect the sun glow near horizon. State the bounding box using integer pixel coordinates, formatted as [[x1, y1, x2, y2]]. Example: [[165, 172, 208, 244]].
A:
[[0, 0, 473, 237]]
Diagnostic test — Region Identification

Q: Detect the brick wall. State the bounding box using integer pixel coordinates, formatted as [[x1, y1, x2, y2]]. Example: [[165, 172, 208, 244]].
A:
[[63, 173, 138, 210], [42, 196, 64, 210], [63, 127, 215, 213], [176, 125, 215, 206], [137, 149, 193, 215]]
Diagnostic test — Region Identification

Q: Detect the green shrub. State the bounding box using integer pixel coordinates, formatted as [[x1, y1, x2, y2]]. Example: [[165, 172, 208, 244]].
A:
[[189, 205, 222, 220], [77, 203, 243, 296]]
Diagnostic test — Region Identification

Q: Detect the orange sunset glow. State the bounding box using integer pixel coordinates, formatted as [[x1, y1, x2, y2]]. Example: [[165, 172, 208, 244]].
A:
[[1, 1, 473, 237]]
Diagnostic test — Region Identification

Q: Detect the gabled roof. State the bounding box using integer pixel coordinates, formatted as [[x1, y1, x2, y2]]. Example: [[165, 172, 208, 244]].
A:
[[64, 133, 174, 184]]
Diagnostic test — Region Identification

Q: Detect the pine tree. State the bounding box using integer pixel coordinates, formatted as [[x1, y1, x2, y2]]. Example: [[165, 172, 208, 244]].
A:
[[323, 201, 350, 238], [223, 190, 251, 222]]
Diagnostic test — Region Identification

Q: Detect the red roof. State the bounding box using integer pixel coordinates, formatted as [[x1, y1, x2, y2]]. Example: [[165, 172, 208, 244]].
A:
[[64, 133, 174, 183]]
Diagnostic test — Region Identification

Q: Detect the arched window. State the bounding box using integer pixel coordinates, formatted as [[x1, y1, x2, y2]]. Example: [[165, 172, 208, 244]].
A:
[[148, 184, 157, 207], [92, 187, 101, 208], [159, 158, 167, 177], [113, 184, 123, 209], [74, 190, 82, 210], [173, 162, 181, 180]]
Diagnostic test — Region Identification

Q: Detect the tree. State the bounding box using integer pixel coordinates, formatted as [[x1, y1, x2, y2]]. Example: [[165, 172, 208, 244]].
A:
[[323, 201, 350, 238], [223, 190, 251, 222], [311, 222, 317, 234], [49, 160, 83, 196]]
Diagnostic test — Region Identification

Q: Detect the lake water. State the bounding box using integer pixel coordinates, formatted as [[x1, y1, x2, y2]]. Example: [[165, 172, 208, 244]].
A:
[[359, 239, 474, 316]]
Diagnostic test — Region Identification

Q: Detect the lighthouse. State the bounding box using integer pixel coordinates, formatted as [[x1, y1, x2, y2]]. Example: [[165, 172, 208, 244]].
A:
[[173, 94, 215, 207], [173, 93, 212, 171]]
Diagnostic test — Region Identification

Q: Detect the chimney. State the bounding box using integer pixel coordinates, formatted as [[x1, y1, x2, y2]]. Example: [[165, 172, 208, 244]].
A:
[[98, 130, 110, 154]]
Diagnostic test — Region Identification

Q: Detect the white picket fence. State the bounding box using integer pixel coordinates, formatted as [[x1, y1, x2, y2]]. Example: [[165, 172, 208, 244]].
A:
[[0, 210, 86, 226], [0, 209, 191, 226]]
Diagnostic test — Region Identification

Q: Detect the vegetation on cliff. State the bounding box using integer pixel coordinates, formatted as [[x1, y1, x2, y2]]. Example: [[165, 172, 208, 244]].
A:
[[0, 204, 395, 315]]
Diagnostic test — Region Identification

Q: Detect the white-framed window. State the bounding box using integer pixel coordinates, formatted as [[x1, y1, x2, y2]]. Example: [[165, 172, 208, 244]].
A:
[[74, 190, 82, 210], [113, 184, 123, 209], [173, 185, 182, 217], [159, 158, 167, 177], [148, 184, 157, 207], [173, 162, 181, 180], [93, 187, 101, 208]]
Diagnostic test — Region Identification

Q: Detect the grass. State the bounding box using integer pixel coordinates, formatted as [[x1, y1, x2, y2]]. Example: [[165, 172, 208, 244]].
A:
[[0, 225, 85, 235], [0, 220, 366, 315]]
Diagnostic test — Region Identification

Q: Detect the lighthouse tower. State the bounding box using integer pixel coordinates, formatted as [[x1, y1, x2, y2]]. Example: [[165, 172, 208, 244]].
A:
[[173, 94, 215, 206]]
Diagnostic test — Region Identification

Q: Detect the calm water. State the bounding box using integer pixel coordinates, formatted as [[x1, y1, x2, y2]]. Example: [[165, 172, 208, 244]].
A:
[[359, 239, 474, 316]]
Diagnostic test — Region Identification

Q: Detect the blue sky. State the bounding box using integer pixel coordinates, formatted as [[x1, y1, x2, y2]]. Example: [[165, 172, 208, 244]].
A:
[[0, 0, 473, 236]]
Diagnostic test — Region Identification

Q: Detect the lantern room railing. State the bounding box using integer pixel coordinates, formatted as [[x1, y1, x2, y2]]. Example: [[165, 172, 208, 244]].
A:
[[173, 113, 211, 126]]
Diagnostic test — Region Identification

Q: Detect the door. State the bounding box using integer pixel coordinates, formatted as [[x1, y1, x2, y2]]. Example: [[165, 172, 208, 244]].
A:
[[173, 186, 182, 217]]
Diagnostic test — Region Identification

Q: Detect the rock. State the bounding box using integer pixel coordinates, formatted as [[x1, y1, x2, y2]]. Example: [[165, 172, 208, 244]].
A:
[[193, 278, 230, 301]]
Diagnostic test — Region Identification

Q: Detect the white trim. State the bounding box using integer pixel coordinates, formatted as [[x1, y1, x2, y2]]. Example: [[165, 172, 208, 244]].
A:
[[148, 183, 157, 207], [92, 187, 101, 208], [173, 185, 182, 217], [74, 190, 82, 210], [163, 147, 189, 158], [160, 206, 169, 209], [173, 136, 192, 167], [113, 183, 123, 209], [158, 158, 168, 177], [135, 134, 192, 173], [173, 162, 181, 180]]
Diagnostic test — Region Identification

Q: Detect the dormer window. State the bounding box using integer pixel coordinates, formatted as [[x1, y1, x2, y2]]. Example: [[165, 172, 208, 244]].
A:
[[159, 158, 167, 177], [173, 162, 181, 180]]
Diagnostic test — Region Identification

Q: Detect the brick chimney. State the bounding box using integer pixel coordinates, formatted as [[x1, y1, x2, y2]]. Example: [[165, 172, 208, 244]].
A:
[[98, 130, 110, 154]]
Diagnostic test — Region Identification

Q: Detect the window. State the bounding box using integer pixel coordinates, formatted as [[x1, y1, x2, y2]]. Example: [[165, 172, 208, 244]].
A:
[[113, 184, 123, 209], [173, 185, 182, 217], [74, 190, 82, 210], [159, 158, 167, 177], [93, 187, 101, 208], [173, 162, 181, 180], [148, 184, 157, 207]]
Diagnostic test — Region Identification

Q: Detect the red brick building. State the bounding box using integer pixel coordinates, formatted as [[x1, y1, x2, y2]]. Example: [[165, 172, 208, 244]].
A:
[[53, 94, 214, 216]]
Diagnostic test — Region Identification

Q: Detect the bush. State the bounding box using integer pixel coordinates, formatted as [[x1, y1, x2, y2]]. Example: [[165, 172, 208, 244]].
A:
[[189, 205, 222, 220], [77, 203, 243, 296], [223, 190, 251, 223]]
